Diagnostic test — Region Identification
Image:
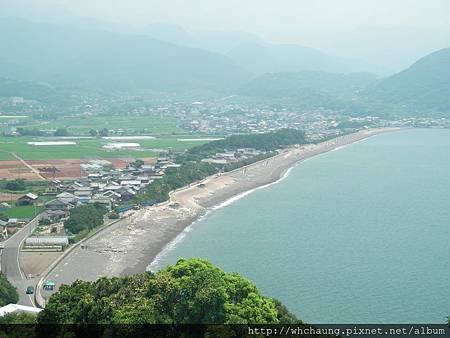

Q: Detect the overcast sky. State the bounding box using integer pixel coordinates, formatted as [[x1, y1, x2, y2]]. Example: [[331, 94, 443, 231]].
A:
[[3, 0, 450, 42], [2, 0, 450, 71]]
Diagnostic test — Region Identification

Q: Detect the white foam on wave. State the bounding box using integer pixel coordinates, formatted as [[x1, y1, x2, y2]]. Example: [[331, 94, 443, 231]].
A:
[[146, 215, 202, 272], [146, 161, 299, 272], [330, 145, 346, 152]]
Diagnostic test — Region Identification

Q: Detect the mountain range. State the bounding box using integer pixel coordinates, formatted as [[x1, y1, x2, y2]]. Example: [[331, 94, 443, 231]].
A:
[[226, 43, 380, 75], [238, 48, 450, 115], [144, 24, 382, 75], [239, 71, 377, 109], [0, 17, 449, 116], [370, 47, 450, 113], [0, 18, 250, 92]]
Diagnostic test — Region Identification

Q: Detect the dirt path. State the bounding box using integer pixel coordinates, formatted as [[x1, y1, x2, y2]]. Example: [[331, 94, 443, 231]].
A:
[[11, 152, 46, 180]]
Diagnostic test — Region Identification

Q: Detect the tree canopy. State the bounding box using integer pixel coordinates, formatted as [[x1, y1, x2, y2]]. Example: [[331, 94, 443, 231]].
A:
[[187, 128, 305, 160], [64, 203, 107, 235], [0, 273, 19, 307], [0, 312, 36, 324], [54, 128, 70, 136], [3, 179, 26, 191], [0, 212, 8, 222], [37, 258, 299, 325], [142, 162, 217, 203]]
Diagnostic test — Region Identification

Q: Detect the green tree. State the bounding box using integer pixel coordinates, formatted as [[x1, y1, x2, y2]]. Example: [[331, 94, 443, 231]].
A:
[[143, 162, 217, 203], [99, 128, 109, 137], [5, 179, 26, 191], [54, 128, 69, 136], [64, 203, 107, 235], [0, 312, 37, 324], [0, 273, 19, 306], [0, 212, 8, 222], [187, 128, 305, 159], [37, 259, 298, 325], [131, 159, 144, 169]]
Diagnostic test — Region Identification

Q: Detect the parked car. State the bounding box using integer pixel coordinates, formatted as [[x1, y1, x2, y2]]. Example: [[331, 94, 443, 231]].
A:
[[26, 286, 34, 294]]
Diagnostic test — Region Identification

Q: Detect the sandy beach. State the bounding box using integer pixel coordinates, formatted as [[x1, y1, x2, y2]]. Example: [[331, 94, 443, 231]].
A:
[[41, 128, 398, 296]]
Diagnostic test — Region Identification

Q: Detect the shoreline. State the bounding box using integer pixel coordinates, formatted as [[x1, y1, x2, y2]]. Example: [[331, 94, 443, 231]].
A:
[[144, 127, 399, 272], [147, 159, 300, 272], [42, 128, 400, 290]]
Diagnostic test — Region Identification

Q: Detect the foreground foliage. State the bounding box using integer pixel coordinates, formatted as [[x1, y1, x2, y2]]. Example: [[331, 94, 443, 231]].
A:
[[0, 273, 19, 307], [37, 258, 299, 324], [0, 312, 37, 324]]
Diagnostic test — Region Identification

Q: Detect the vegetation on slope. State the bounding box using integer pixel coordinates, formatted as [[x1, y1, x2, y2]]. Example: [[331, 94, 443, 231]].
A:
[[0, 273, 19, 306], [369, 47, 450, 115], [237, 48, 450, 116], [239, 71, 377, 110], [187, 128, 305, 159], [227, 42, 374, 75], [142, 162, 217, 203], [37, 258, 299, 324], [0, 17, 250, 92]]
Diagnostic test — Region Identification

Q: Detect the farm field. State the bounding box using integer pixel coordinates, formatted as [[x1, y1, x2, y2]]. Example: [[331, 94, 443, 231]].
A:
[[0, 160, 37, 179], [0, 135, 212, 161], [5, 205, 42, 219], [1, 115, 220, 180], [19, 116, 184, 135], [0, 157, 156, 180]]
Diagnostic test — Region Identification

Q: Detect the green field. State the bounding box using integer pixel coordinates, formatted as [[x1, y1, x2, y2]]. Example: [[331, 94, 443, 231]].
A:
[[1, 115, 221, 161], [20, 116, 184, 135], [0, 135, 214, 160], [5, 205, 42, 219]]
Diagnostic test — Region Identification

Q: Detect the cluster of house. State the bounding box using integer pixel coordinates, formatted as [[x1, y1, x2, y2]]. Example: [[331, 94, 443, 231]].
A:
[[41, 158, 180, 222], [1, 158, 181, 247], [201, 148, 264, 165]]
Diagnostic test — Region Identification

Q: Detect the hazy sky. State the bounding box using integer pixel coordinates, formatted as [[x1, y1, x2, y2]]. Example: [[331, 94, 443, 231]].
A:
[[2, 0, 450, 72], [4, 0, 450, 43]]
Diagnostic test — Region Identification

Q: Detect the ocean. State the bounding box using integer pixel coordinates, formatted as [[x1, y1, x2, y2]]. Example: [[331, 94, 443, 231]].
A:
[[150, 128, 450, 324]]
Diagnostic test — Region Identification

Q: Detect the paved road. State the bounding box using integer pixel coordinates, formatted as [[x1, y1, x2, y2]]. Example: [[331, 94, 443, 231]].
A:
[[0, 217, 39, 307]]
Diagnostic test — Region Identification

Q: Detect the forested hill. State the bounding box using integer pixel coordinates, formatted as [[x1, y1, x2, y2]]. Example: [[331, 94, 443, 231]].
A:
[[0, 18, 250, 92], [369, 47, 450, 114], [238, 71, 377, 109], [189, 128, 305, 157], [237, 47, 450, 116], [227, 43, 377, 75]]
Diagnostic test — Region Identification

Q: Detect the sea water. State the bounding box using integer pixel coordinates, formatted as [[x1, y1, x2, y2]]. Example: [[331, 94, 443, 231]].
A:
[[151, 128, 450, 324]]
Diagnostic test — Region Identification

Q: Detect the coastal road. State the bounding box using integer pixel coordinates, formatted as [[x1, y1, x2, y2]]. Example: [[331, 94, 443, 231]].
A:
[[0, 217, 39, 307]]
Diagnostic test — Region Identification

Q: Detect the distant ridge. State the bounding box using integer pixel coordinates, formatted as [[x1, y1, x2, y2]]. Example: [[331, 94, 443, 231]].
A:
[[0, 17, 251, 92], [238, 71, 377, 109], [227, 42, 378, 75], [371, 47, 450, 113]]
